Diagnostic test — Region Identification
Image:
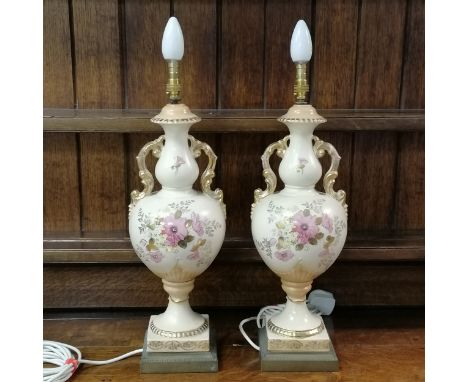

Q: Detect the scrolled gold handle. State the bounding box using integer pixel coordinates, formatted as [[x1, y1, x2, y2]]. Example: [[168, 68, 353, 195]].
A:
[[252, 136, 290, 209], [129, 135, 165, 214], [313, 135, 347, 213], [189, 135, 226, 218]]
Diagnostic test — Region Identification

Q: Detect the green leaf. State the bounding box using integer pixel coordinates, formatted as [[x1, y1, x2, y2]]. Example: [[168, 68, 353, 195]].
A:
[[315, 217, 322, 224], [175, 210, 182, 219], [326, 235, 335, 243], [316, 232, 324, 240], [303, 209, 310, 216], [178, 240, 187, 249], [185, 219, 192, 227], [308, 237, 318, 245], [295, 244, 304, 251], [277, 237, 285, 249], [276, 221, 285, 229], [185, 235, 194, 243]]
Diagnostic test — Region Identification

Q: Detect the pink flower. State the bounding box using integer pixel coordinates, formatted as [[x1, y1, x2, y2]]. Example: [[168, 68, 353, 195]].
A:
[[274, 250, 294, 262], [162, 215, 187, 247], [191, 212, 204, 236], [188, 251, 200, 260], [149, 250, 163, 263], [292, 211, 319, 244], [322, 214, 333, 233]]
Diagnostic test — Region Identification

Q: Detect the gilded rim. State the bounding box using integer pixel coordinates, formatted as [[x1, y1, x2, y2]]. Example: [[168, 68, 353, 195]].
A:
[[267, 318, 324, 338], [150, 116, 201, 124], [150, 318, 208, 338]]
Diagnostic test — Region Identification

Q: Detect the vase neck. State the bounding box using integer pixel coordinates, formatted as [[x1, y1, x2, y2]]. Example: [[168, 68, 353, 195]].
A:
[[155, 123, 199, 190], [277, 104, 326, 190], [278, 123, 322, 189]]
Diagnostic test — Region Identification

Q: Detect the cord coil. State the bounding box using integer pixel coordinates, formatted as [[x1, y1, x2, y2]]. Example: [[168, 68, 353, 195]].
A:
[[43, 340, 142, 382]]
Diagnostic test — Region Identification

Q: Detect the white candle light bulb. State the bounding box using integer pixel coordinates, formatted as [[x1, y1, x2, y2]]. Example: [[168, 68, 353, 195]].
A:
[[290, 20, 312, 63], [162, 17, 184, 60]]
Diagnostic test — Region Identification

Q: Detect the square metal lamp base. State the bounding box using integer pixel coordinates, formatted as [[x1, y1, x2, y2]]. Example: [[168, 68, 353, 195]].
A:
[[140, 326, 218, 374], [259, 318, 339, 372]]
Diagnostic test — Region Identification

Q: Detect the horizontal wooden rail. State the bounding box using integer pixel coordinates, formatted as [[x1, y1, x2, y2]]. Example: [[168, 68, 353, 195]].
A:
[[43, 232, 424, 264], [43, 108, 424, 133]]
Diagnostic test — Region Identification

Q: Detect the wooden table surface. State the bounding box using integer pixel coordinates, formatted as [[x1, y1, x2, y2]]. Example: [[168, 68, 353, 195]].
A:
[[44, 308, 424, 381]]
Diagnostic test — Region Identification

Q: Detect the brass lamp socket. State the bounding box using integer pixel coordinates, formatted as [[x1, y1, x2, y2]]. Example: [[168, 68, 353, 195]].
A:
[[166, 60, 182, 103], [293, 62, 309, 104]]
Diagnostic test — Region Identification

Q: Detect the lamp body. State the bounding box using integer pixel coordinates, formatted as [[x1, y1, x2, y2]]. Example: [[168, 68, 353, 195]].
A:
[[128, 104, 226, 337], [251, 104, 347, 336]]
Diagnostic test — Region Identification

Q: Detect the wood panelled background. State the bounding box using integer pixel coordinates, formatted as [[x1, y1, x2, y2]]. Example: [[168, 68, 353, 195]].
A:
[[43, 0, 424, 310]]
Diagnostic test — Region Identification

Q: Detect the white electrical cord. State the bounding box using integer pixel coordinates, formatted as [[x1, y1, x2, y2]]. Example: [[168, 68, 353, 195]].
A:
[[43, 340, 142, 382], [239, 289, 335, 351]]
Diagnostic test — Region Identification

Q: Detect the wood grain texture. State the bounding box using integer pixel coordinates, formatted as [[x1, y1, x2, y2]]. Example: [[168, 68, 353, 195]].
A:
[[264, 0, 311, 108], [174, 0, 217, 108], [220, 133, 267, 237], [220, 0, 264, 108], [313, 0, 359, 108], [73, 0, 122, 108], [43, 133, 81, 233], [43, 309, 424, 381], [350, 132, 398, 231], [395, 132, 424, 230], [400, 0, 425, 109], [355, 0, 407, 108], [43, 262, 424, 308], [125, 0, 169, 108], [80, 133, 127, 232], [43, 109, 425, 132], [43, 0, 74, 107]]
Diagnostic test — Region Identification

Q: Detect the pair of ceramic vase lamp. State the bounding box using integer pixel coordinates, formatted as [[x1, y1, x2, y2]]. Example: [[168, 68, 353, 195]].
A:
[[128, 17, 347, 347]]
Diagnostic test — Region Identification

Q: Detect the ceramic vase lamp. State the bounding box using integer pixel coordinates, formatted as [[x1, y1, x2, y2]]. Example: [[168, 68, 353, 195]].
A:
[[251, 20, 348, 365], [128, 17, 225, 372]]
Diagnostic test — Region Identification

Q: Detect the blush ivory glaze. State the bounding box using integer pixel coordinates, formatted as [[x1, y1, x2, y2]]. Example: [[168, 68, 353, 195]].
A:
[[129, 103, 226, 336], [251, 104, 348, 336]]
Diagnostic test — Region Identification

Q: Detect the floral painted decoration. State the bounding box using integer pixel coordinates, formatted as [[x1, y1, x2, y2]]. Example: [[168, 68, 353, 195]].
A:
[[135, 200, 222, 268], [296, 158, 308, 174], [255, 199, 346, 271], [171, 156, 185, 173]]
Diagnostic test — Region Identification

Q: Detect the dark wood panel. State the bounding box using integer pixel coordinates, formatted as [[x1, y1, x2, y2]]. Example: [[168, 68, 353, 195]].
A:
[[313, 0, 359, 108], [43, 262, 424, 308], [125, 0, 169, 108], [220, 0, 264, 108], [43, 109, 425, 133], [350, 132, 399, 231], [174, 0, 217, 108], [400, 0, 425, 109], [80, 133, 127, 232], [220, 134, 265, 237], [73, 0, 122, 108], [43, 133, 81, 233], [43, 0, 74, 108], [395, 132, 424, 229], [355, 0, 407, 108], [264, 0, 311, 108], [43, 310, 424, 382]]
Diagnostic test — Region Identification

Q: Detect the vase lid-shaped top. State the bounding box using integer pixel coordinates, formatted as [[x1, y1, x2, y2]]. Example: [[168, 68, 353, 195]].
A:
[[277, 104, 326, 125], [151, 103, 201, 125]]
